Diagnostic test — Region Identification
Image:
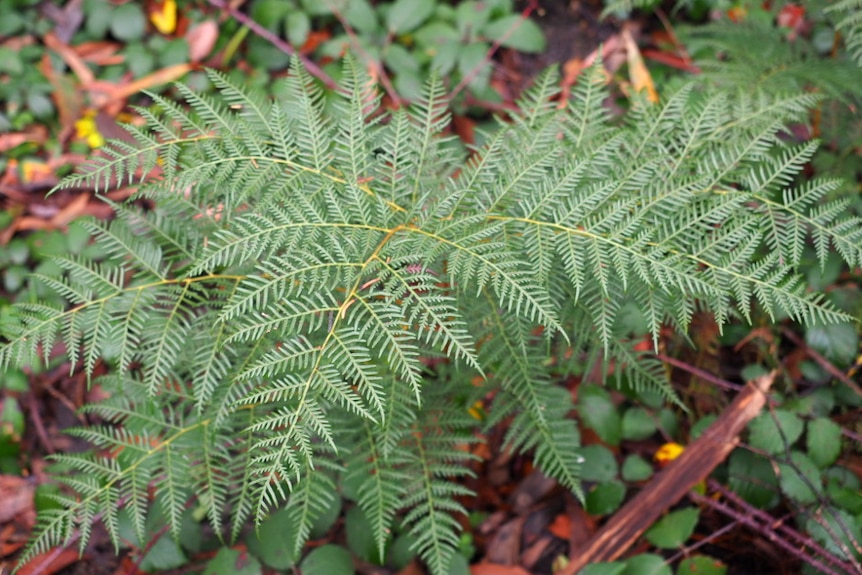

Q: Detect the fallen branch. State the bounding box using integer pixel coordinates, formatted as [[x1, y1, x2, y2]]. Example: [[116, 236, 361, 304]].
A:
[[558, 370, 777, 574]]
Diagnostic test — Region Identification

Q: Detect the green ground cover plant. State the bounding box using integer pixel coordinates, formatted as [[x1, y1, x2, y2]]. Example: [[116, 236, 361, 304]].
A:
[[3, 42, 862, 573]]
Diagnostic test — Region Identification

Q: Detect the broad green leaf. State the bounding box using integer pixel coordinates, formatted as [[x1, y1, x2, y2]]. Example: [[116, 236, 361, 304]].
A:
[[387, 533, 419, 570], [447, 553, 470, 575], [309, 494, 342, 538], [384, 44, 420, 76], [578, 384, 622, 445], [2, 369, 28, 392], [580, 562, 627, 575], [806, 507, 862, 561], [458, 41, 490, 93], [621, 407, 656, 440], [346, 506, 384, 564], [139, 533, 187, 572], [251, 0, 291, 31], [689, 415, 717, 440], [300, 544, 354, 575], [621, 454, 653, 482], [644, 508, 699, 549], [482, 14, 545, 53], [805, 323, 859, 366], [806, 417, 842, 468], [415, 22, 460, 47], [300, 0, 346, 15], [585, 480, 626, 516], [677, 556, 726, 574], [578, 445, 619, 482], [0, 398, 24, 438], [455, 1, 491, 40], [748, 409, 804, 454], [623, 553, 671, 575], [387, 0, 435, 34], [285, 11, 311, 47], [246, 508, 300, 569], [778, 451, 822, 505], [0, 48, 23, 74], [343, 0, 378, 35], [728, 449, 779, 509], [204, 548, 262, 575], [110, 3, 146, 41]]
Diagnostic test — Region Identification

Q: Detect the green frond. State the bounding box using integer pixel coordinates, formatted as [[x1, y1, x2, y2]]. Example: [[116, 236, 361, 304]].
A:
[[827, 0, 862, 65], [7, 55, 860, 575]]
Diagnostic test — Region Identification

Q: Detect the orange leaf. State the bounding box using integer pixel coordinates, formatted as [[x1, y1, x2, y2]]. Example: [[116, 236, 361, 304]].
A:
[[150, 0, 178, 34], [623, 27, 658, 103]]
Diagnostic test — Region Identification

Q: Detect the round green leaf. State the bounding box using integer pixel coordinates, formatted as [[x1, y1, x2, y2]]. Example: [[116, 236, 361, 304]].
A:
[[139, 533, 187, 572], [285, 11, 310, 47], [448, 552, 470, 575], [84, 0, 113, 37], [300, 544, 354, 575], [251, 0, 291, 31], [204, 548, 262, 575], [690, 415, 717, 440], [677, 555, 726, 574], [0, 48, 23, 74], [386, 533, 418, 570], [482, 14, 545, 53], [110, 3, 146, 41], [246, 507, 300, 569], [346, 506, 384, 564], [7, 239, 29, 265], [580, 562, 627, 575], [387, 0, 436, 34], [159, 38, 189, 67], [728, 449, 779, 509], [805, 323, 859, 366], [0, 398, 24, 439], [778, 451, 822, 505], [621, 454, 653, 482], [806, 507, 862, 561], [578, 445, 619, 482], [586, 480, 626, 516], [342, 0, 378, 35], [644, 508, 699, 549], [748, 409, 804, 454], [578, 385, 622, 446], [455, 1, 491, 40], [415, 22, 459, 47], [2, 369, 28, 393], [26, 92, 54, 119], [384, 43, 420, 76], [623, 553, 671, 575], [622, 407, 656, 441], [807, 417, 842, 468]]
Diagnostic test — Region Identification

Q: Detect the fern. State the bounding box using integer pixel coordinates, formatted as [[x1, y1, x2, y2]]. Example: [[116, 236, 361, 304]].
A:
[[2, 57, 860, 574]]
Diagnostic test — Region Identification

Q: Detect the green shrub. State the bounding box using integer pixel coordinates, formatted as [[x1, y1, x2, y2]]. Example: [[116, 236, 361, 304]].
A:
[[2, 57, 861, 574]]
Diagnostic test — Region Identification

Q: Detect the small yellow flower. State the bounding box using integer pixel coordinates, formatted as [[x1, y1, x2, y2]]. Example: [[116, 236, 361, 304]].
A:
[[654, 442, 685, 465], [150, 0, 178, 35], [74, 111, 105, 148]]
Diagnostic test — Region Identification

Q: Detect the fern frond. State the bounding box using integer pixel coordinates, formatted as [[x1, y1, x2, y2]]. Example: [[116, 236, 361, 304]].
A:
[[6, 56, 859, 575]]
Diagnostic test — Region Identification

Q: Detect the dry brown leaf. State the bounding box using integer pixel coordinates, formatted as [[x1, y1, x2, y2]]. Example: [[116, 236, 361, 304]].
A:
[[187, 20, 219, 63], [0, 127, 48, 153], [622, 27, 658, 103], [15, 548, 80, 575], [43, 32, 95, 86]]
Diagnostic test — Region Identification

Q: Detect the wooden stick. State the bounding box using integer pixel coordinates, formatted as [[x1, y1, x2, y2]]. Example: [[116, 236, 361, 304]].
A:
[[559, 370, 777, 575]]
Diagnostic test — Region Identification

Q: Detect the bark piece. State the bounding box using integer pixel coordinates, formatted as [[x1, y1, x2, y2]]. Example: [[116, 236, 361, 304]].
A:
[[559, 371, 776, 575]]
